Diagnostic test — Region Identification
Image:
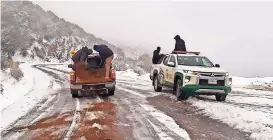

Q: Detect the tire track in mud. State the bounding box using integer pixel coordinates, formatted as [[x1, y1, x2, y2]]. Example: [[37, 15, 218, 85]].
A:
[[117, 83, 250, 140], [121, 82, 273, 115], [147, 95, 249, 140], [116, 89, 190, 140], [113, 95, 161, 140]]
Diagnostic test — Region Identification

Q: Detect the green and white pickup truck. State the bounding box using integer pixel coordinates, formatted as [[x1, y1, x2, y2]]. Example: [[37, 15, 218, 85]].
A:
[[150, 51, 232, 101]]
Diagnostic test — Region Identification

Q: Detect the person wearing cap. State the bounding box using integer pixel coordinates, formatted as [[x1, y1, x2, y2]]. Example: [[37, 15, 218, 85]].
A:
[[93, 44, 114, 80], [173, 35, 186, 53]]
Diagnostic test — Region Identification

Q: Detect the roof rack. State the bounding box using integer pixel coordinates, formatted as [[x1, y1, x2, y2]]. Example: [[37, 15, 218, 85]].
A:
[[171, 51, 200, 55]]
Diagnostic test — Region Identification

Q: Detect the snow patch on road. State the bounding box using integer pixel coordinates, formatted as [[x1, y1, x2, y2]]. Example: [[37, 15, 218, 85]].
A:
[[117, 86, 147, 98], [140, 104, 191, 140], [44, 64, 71, 73], [189, 89, 273, 140], [116, 69, 150, 82], [147, 119, 174, 140], [0, 63, 62, 131], [92, 123, 104, 130], [85, 111, 104, 121], [64, 98, 80, 139]]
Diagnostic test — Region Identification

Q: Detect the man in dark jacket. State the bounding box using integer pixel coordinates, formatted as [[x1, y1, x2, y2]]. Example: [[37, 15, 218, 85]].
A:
[[72, 46, 93, 63], [93, 44, 114, 79], [173, 35, 186, 52], [152, 47, 161, 64]]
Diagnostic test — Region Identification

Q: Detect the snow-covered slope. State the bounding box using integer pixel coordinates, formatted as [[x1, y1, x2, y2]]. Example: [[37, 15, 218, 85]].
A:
[[232, 76, 273, 90], [1, 1, 124, 66], [0, 63, 64, 131]]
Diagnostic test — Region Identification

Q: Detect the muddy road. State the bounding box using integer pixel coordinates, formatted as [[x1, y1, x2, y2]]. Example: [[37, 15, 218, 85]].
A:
[[1, 64, 250, 140]]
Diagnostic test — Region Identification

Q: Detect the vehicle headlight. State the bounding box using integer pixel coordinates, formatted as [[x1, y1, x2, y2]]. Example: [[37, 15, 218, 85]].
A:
[[183, 70, 189, 73], [225, 73, 229, 76], [183, 70, 198, 75]]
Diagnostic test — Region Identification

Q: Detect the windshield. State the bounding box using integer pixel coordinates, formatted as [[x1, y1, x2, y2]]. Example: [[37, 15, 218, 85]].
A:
[[177, 56, 214, 67]]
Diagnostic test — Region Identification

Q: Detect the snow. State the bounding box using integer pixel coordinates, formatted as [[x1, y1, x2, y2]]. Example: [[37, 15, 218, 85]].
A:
[[92, 123, 104, 130], [117, 70, 273, 140], [44, 64, 71, 73], [116, 86, 147, 98], [189, 88, 273, 140], [0, 63, 62, 131], [140, 104, 191, 140], [85, 111, 104, 121], [232, 76, 273, 88], [116, 69, 150, 81], [147, 119, 174, 140], [64, 98, 80, 139]]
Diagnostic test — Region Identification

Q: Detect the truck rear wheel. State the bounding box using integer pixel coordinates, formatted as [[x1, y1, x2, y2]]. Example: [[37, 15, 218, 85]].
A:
[[176, 79, 189, 101], [153, 75, 162, 92], [71, 90, 79, 98]]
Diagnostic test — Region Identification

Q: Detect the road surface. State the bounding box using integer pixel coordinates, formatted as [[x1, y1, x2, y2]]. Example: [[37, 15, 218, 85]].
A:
[[1, 64, 252, 140]]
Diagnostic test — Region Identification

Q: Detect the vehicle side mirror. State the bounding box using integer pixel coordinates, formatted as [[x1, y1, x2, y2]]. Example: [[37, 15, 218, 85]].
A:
[[167, 62, 175, 67], [215, 64, 220, 68]]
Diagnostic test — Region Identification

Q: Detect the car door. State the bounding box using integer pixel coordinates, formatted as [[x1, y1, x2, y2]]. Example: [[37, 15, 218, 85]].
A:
[[165, 55, 176, 84], [158, 55, 170, 85]]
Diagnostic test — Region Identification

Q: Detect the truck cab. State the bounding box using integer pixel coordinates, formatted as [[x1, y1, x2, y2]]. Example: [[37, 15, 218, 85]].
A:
[[150, 51, 232, 101]]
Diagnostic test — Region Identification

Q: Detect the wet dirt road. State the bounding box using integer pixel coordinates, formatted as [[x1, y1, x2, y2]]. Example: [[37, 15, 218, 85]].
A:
[[1, 64, 250, 140]]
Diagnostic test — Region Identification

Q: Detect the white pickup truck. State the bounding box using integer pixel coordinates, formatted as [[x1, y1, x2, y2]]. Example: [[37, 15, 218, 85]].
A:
[[150, 51, 232, 101]]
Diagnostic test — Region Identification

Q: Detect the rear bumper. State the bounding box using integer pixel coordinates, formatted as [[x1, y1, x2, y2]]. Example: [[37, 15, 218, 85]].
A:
[[182, 85, 231, 96], [70, 81, 116, 90]]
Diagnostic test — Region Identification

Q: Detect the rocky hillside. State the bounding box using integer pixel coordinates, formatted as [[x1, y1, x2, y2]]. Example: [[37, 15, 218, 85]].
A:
[[1, 1, 152, 80], [1, 1, 125, 68]]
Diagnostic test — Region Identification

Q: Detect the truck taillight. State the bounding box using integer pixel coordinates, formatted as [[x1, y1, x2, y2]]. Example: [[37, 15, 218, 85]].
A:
[[110, 69, 116, 80], [70, 72, 75, 83]]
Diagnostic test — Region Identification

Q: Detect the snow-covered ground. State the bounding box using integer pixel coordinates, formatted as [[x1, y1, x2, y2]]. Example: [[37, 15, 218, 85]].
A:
[[0, 63, 63, 131], [1, 62, 273, 139], [116, 71, 273, 140], [233, 76, 273, 89]]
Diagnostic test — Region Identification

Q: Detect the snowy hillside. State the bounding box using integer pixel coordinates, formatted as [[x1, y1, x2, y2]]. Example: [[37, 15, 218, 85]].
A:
[[1, 1, 124, 67]]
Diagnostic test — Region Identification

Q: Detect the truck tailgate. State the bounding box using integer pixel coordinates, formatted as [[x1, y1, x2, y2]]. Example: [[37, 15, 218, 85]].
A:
[[75, 64, 107, 84]]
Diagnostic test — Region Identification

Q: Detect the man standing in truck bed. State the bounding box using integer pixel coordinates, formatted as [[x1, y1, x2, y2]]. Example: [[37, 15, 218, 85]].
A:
[[71, 46, 93, 63], [93, 44, 114, 80]]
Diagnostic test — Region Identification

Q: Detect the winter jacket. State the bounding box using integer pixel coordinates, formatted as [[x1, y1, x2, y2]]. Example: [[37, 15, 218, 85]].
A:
[[72, 47, 92, 63], [95, 45, 114, 60], [152, 50, 160, 64], [173, 35, 186, 52]]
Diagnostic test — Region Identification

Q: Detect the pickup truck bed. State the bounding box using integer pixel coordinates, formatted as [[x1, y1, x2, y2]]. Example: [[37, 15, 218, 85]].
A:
[[69, 56, 116, 98]]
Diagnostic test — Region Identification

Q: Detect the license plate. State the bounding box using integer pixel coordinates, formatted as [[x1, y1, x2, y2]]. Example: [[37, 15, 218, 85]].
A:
[[208, 79, 217, 84]]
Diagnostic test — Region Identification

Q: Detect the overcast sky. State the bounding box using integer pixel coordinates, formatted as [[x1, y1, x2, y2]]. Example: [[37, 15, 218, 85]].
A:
[[33, 1, 273, 77]]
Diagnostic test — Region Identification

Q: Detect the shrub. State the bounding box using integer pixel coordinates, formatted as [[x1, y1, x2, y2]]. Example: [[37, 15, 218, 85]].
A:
[[10, 61, 24, 81]]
